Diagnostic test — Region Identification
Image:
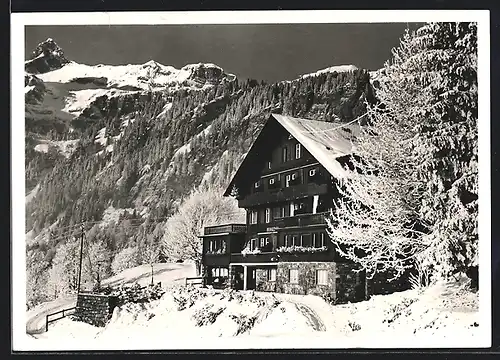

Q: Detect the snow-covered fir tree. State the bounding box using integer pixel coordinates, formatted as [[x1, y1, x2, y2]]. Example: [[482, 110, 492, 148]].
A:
[[327, 22, 478, 283]]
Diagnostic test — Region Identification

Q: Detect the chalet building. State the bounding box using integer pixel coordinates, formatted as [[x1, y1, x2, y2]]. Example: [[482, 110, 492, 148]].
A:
[[199, 114, 385, 303]]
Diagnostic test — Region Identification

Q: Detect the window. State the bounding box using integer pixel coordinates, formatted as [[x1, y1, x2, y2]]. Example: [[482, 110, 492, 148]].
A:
[[221, 268, 228, 277], [286, 174, 291, 187], [309, 168, 316, 177], [282, 147, 288, 163], [250, 238, 258, 251], [254, 181, 261, 189], [267, 161, 272, 170], [291, 172, 297, 180], [250, 211, 258, 224], [292, 235, 299, 246], [284, 235, 291, 247], [295, 143, 302, 159], [280, 206, 286, 218], [265, 208, 271, 223], [313, 232, 326, 247], [316, 270, 328, 285], [269, 178, 275, 185], [260, 237, 265, 247], [268, 268, 277, 282], [289, 269, 299, 284]]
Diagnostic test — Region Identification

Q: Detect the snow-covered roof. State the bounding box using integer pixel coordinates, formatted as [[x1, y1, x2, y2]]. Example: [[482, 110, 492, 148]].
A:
[[271, 114, 359, 179], [224, 113, 359, 196]]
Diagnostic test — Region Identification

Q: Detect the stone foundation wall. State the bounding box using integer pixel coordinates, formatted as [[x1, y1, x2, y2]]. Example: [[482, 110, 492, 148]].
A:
[[275, 262, 336, 299], [73, 293, 118, 327], [255, 268, 277, 292]]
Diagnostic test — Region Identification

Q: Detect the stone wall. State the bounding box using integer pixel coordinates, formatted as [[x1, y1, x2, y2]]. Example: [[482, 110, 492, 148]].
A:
[[255, 268, 277, 292], [275, 262, 336, 299], [73, 293, 118, 327]]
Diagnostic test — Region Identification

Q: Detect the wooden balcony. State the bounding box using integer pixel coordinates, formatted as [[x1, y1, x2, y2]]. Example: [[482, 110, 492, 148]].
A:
[[274, 212, 329, 229], [238, 183, 329, 207], [247, 212, 329, 235], [230, 248, 335, 264], [203, 223, 247, 235]]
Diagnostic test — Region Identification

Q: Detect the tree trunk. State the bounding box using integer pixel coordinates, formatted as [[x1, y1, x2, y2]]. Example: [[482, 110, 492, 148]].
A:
[[195, 260, 202, 276], [151, 264, 154, 285]]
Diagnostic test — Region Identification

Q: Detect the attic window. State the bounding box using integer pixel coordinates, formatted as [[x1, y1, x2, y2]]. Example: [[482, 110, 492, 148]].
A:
[[295, 143, 302, 159]]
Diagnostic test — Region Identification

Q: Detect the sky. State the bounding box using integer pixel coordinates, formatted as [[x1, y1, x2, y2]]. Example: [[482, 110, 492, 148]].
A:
[[25, 23, 422, 83]]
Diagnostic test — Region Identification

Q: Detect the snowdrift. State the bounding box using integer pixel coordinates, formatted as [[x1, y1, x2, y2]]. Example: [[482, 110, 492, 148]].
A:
[[29, 279, 482, 350]]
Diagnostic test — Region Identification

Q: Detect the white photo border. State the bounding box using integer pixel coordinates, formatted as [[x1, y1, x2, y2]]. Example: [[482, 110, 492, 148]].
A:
[[11, 10, 491, 351]]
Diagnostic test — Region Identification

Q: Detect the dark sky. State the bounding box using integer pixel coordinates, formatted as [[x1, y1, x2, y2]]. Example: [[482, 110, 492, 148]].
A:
[[25, 23, 422, 83]]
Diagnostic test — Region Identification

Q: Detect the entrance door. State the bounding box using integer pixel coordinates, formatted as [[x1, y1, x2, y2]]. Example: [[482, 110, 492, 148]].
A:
[[246, 268, 257, 290]]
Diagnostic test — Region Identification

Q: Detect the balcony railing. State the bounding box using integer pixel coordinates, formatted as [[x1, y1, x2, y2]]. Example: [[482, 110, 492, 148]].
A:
[[247, 212, 329, 235], [274, 211, 329, 228], [230, 249, 335, 263], [204, 223, 247, 235], [238, 183, 329, 207]]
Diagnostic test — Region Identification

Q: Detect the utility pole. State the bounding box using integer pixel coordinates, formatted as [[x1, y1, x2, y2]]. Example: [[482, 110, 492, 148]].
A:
[[77, 224, 85, 294]]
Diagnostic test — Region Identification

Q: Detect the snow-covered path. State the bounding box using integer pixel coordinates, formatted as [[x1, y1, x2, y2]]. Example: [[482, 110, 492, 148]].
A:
[[26, 296, 76, 335], [26, 262, 196, 337]]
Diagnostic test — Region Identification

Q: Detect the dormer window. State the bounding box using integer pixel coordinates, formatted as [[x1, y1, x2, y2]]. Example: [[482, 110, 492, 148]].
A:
[[295, 143, 302, 159]]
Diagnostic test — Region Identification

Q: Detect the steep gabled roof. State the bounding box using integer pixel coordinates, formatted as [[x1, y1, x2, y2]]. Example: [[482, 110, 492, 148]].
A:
[[223, 113, 359, 196]]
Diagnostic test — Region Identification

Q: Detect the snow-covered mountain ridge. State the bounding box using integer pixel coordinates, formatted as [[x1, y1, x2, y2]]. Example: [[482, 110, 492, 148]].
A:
[[300, 64, 359, 79]]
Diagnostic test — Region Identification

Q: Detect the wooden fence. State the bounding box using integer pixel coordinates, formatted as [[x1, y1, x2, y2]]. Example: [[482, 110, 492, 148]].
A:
[[45, 306, 76, 332]]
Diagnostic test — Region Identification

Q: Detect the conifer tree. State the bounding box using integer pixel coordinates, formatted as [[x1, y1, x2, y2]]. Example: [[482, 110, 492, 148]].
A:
[[327, 22, 478, 282]]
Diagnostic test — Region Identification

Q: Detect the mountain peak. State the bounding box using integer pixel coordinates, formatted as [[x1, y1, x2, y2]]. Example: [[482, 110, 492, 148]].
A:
[[25, 37, 70, 74]]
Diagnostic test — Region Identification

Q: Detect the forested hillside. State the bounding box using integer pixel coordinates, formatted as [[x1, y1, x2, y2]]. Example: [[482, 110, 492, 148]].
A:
[[25, 38, 376, 307]]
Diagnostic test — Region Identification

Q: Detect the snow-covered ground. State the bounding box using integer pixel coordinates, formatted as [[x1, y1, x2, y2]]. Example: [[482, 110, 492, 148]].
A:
[[25, 262, 196, 338], [24, 277, 481, 350]]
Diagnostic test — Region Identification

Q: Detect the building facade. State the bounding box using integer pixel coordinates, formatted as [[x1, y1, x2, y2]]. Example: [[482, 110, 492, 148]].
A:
[[200, 114, 381, 303]]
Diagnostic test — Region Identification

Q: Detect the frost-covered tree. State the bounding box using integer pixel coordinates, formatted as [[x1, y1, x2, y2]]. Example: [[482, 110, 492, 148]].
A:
[[142, 231, 162, 285], [84, 239, 112, 292], [327, 22, 478, 282], [162, 184, 245, 275], [48, 238, 86, 296], [111, 246, 140, 275], [26, 249, 50, 308]]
